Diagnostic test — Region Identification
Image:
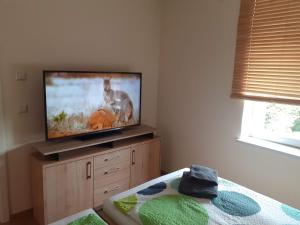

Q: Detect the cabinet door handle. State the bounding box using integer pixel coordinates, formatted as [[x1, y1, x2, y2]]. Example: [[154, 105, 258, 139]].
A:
[[104, 185, 121, 194], [104, 167, 120, 175], [86, 162, 92, 179], [132, 150, 136, 165]]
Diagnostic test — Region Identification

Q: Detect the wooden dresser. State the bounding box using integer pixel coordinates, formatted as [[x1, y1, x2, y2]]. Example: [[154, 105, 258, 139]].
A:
[[31, 135, 160, 225]]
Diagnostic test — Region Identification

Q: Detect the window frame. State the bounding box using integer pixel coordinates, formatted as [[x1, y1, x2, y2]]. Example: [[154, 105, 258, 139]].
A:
[[241, 100, 300, 149]]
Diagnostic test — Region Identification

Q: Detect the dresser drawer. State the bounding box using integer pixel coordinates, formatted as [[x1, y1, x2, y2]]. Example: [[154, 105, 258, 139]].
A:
[[94, 161, 130, 188], [94, 148, 130, 169], [94, 178, 129, 207]]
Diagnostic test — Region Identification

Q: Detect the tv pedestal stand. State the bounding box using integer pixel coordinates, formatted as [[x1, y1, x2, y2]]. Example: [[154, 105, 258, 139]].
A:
[[31, 125, 161, 225], [33, 125, 156, 160]]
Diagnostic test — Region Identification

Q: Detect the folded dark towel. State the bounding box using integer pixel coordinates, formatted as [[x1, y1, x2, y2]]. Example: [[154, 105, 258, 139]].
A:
[[178, 171, 218, 199], [189, 164, 218, 186]]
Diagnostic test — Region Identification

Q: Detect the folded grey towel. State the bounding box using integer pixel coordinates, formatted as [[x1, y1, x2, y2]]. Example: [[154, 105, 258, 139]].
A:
[[189, 164, 218, 186], [178, 171, 218, 199]]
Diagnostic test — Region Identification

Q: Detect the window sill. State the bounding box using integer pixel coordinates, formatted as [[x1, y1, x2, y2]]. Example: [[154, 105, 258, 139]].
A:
[[238, 136, 300, 158]]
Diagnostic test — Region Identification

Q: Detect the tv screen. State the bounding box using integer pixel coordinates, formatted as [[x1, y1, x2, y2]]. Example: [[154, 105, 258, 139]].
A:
[[44, 71, 141, 140]]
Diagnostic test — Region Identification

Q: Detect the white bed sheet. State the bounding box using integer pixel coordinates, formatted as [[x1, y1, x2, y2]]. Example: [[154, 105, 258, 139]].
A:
[[48, 209, 103, 225], [103, 168, 189, 225]]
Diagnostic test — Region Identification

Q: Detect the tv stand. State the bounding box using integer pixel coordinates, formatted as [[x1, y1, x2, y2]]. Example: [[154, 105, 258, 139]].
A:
[[33, 125, 156, 158], [31, 124, 161, 225]]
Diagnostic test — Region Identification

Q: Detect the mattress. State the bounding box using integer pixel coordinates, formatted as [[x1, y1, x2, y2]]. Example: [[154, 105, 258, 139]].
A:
[[48, 208, 105, 225], [103, 168, 189, 225], [103, 168, 300, 225]]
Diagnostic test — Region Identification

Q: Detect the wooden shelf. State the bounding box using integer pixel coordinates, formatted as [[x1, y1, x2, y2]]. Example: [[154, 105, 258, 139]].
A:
[[33, 125, 156, 156]]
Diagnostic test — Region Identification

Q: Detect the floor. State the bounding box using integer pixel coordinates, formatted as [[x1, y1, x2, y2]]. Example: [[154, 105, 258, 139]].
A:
[[1, 209, 114, 225], [1, 210, 38, 225]]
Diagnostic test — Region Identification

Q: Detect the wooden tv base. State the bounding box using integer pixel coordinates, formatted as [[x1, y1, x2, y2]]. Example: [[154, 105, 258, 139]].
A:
[[33, 125, 156, 158], [31, 125, 161, 225]]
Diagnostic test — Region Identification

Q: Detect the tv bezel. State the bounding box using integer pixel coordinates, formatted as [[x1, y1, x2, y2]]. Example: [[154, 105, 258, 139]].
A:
[[43, 70, 142, 141]]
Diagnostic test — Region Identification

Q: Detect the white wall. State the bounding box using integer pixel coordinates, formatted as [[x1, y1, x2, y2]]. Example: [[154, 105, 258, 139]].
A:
[[158, 0, 300, 209], [0, 0, 161, 214]]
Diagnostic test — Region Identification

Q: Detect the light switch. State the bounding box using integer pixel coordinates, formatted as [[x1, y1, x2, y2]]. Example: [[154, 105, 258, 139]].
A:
[[19, 105, 28, 114], [16, 72, 27, 81]]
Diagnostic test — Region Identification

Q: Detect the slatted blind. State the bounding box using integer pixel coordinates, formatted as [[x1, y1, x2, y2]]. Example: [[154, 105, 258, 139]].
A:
[[231, 0, 300, 104]]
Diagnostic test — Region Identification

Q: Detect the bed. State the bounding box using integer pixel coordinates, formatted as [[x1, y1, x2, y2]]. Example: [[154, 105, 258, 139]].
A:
[[103, 168, 300, 225], [49, 209, 107, 225]]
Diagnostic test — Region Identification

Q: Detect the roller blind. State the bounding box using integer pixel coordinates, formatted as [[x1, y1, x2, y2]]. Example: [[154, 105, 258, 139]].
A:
[[231, 0, 300, 104]]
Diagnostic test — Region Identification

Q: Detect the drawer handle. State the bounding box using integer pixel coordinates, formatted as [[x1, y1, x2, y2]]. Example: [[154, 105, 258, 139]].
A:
[[132, 150, 136, 165], [104, 185, 121, 194], [104, 167, 120, 175], [104, 155, 120, 162], [86, 162, 92, 179]]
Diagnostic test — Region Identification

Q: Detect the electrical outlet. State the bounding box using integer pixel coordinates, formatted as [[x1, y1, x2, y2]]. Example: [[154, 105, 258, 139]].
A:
[[16, 72, 27, 81], [19, 105, 28, 114]]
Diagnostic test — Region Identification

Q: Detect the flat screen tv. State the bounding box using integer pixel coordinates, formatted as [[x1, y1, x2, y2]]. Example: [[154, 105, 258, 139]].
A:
[[43, 71, 142, 141]]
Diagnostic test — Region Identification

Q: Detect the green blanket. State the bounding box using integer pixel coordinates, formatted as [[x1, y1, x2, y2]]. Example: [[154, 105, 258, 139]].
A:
[[67, 214, 107, 225]]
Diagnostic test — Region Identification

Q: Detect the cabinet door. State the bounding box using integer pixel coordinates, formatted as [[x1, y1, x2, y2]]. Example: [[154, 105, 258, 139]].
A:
[[44, 157, 93, 224], [130, 140, 161, 188], [148, 140, 161, 180]]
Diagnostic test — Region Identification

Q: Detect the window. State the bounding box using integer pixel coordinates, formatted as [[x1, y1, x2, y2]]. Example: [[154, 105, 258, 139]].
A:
[[242, 101, 300, 148], [232, 0, 300, 150]]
